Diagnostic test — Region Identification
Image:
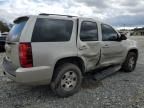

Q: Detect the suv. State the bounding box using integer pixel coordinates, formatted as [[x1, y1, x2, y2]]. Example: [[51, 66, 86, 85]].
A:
[[2, 14, 138, 97]]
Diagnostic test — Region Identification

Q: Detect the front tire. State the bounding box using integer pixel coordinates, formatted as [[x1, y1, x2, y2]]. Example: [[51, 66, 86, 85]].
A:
[[122, 52, 137, 72], [50, 63, 82, 97]]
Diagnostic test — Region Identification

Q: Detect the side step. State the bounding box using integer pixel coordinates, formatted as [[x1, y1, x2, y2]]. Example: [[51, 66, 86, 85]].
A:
[[93, 65, 121, 81]]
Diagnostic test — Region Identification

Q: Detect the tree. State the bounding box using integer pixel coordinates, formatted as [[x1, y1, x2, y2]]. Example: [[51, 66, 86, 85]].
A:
[[0, 21, 9, 33]]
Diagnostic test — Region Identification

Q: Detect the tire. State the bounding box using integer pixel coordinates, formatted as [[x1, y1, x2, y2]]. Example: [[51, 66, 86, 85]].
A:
[[122, 52, 137, 72], [50, 63, 82, 97]]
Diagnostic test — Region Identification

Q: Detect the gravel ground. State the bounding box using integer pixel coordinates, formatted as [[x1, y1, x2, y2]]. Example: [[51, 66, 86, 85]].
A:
[[0, 37, 144, 108]]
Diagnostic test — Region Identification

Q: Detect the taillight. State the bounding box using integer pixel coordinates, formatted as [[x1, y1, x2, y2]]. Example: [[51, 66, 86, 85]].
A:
[[19, 43, 33, 68]]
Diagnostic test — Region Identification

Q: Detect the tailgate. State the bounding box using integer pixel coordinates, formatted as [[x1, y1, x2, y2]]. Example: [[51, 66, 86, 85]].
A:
[[5, 42, 20, 67]]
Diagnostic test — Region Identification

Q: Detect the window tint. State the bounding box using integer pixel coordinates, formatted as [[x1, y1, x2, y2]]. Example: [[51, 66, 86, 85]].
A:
[[8, 20, 28, 42], [80, 21, 98, 41], [101, 24, 118, 41], [32, 18, 73, 42]]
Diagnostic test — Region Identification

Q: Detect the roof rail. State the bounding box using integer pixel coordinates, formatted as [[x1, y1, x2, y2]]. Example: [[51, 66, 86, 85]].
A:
[[39, 13, 77, 18]]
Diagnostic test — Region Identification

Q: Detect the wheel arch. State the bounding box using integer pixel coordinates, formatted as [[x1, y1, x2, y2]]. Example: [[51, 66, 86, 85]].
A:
[[51, 56, 86, 81], [54, 56, 86, 73]]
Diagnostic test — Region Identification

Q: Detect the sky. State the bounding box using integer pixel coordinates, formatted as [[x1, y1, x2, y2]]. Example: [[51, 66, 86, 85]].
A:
[[0, 0, 144, 28]]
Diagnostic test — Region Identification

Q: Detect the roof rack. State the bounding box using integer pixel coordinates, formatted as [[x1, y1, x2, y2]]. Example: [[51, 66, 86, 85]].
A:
[[39, 13, 77, 18]]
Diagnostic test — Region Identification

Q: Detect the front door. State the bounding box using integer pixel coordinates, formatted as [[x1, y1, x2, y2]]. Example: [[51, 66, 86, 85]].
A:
[[100, 24, 125, 65]]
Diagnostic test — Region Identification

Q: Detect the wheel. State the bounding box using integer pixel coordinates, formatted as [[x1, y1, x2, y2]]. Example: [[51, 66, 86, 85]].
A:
[[122, 52, 137, 72], [50, 63, 82, 97]]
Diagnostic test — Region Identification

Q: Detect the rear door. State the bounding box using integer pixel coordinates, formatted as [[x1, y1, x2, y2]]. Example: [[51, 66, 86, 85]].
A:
[[100, 24, 125, 65], [5, 17, 29, 67], [77, 19, 101, 71]]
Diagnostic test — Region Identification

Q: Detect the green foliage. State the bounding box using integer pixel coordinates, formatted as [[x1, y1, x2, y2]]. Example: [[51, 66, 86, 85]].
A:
[[0, 21, 9, 33]]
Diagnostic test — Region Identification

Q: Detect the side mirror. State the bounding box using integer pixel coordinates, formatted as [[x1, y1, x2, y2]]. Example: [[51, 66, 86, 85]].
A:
[[120, 34, 127, 40]]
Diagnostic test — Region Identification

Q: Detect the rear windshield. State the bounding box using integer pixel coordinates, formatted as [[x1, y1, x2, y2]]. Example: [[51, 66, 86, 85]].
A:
[[32, 18, 73, 42], [7, 18, 28, 42]]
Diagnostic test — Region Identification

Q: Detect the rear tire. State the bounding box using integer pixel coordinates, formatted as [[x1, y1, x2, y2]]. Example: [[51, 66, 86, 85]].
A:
[[50, 63, 82, 97], [122, 52, 137, 72]]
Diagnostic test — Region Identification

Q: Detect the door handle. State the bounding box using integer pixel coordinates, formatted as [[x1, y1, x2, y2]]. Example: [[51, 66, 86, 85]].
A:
[[103, 44, 109, 48], [79, 45, 87, 50]]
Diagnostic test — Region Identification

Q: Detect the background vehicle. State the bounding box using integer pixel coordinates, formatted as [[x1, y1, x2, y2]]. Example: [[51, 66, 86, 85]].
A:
[[0, 36, 6, 52], [2, 14, 138, 97], [0, 32, 8, 52]]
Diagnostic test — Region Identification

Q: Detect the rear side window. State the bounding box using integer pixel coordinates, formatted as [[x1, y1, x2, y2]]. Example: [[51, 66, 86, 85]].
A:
[[7, 18, 28, 42], [80, 21, 98, 41], [32, 18, 73, 42]]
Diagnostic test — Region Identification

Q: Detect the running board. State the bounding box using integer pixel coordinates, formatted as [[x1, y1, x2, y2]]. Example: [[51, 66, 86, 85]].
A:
[[93, 65, 121, 81]]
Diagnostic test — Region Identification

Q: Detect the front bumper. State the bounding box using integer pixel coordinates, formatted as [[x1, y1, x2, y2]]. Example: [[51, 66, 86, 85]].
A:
[[2, 57, 52, 85]]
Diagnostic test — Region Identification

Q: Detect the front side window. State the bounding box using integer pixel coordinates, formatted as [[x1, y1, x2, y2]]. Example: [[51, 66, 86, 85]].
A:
[[101, 24, 118, 41], [80, 21, 98, 41], [32, 18, 73, 42]]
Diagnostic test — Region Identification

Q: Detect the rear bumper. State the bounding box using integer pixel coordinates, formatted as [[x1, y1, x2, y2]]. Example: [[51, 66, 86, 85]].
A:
[[2, 57, 53, 85]]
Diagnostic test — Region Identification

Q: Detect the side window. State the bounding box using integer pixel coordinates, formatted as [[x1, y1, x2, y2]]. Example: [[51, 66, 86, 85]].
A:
[[101, 24, 118, 41], [32, 18, 73, 42], [80, 21, 98, 41]]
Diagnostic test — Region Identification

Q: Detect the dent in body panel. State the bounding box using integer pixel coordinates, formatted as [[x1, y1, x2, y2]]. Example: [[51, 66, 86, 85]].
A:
[[78, 42, 101, 71]]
